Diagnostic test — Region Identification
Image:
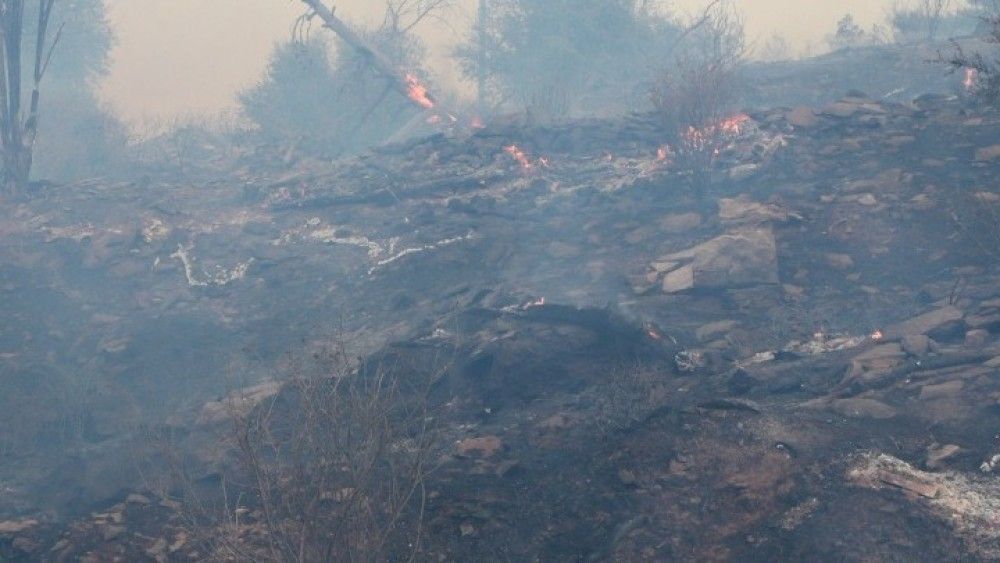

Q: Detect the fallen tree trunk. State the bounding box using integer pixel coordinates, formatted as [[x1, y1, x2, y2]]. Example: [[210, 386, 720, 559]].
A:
[[299, 0, 438, 112]]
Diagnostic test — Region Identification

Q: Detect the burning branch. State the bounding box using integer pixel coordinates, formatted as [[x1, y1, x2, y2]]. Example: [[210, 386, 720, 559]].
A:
[[297, 0, 440, 112]]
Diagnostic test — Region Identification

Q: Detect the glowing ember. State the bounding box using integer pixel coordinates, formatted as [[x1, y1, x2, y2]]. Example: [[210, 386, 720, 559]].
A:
[[871, 330, 884, 341], [404, 72, 435, 109], [523, 297, 545, 310], [643, 322, 664, 340], [504, 144, 534, 170], [656, 145, 670, 161], [963, 68, 979, 91]]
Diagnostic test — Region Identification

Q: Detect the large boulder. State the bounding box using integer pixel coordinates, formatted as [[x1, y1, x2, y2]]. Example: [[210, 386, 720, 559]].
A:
[[659, 228, 778, 292]]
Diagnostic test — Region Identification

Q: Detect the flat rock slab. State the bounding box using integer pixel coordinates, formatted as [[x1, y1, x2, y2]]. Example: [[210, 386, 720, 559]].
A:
[[883, 305, 964, 340], [661, 228, 778, 292]]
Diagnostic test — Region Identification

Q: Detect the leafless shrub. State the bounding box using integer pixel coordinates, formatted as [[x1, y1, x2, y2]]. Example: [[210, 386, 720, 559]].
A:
[[949, 191, 1000, 262], [650, 1, 746, 193], [175, 340, 442, 563]]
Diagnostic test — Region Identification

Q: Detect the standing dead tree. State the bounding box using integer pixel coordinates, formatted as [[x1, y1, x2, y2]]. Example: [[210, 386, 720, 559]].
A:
[[0, 0, 61, 197]]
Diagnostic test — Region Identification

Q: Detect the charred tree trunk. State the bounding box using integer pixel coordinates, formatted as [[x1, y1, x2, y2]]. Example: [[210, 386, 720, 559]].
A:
[[0, 0, 60, 198]]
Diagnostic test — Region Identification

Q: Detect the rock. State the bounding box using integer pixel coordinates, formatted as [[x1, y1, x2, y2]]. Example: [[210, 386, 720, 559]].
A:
[[729, 163, 759, 181], [659, 212, 702, 234], [825, 253, 854, 270], [457, 436, 502, 458], [695, 320, 739, 342], [126, 493, 151, 505], [717, 198, 788, 225], [830, 398, 897, 419], [853, 343, 905, 361], [883, 305, 964, 340], [618, 468, 638, 486], [661, 264, 695, 293], [821, 101, 860, 118], [660, 228, 778, 290], [857, 193, 878, 206], [102, 524, 126, 541], [974, 144, 1000, 162], [651, 260, 679, 273], [0, 519, 38, 535], [920, 380, 964, 401], [876, 469, 941, 499], [146, 538, 169, 562], [787, 106, 819, 127], [926, 444, 962, 470], [965, 329, 990, 348], [546, 241, 581, 258], [198, 380, 281, 425], [901, 334, 930, 357]]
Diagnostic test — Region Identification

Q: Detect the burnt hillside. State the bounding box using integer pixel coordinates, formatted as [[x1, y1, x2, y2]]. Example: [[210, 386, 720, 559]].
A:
[[2, 92, 1000, 560]]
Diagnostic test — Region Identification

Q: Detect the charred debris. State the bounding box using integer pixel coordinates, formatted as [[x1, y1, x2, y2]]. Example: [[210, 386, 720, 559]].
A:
[[2, 2, 1000, 562]]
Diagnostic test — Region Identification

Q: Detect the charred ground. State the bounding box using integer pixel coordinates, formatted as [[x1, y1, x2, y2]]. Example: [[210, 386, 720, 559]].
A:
[[1, 78, 1000, 561]]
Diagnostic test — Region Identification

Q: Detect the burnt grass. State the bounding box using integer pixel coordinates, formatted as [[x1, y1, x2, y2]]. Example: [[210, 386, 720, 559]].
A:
[[1, 90, 1000, 561]]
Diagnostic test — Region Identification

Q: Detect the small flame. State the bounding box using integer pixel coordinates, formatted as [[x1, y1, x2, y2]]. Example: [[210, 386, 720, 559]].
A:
[[538, 156, 551, 168], [720, 113, 751, 135], [870, 329, 883, 342], [523, 297, 545, 310], [963, 68, 978, 91], [504, 144, 534, 171], [470, 116, 486, 129], [404, 73, 435, 109], [656, 145, 670, 161]]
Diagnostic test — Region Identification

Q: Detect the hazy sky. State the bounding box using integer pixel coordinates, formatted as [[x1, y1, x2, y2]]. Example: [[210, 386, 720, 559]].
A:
[[99, 0, 904, 125]]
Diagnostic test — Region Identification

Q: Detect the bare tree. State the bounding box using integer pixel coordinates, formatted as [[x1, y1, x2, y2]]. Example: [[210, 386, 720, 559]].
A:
[[890, 0, 952, 43], [0, 0, 61, 197]]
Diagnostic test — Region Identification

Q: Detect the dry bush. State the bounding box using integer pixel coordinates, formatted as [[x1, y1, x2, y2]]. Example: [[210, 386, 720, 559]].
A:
[[650, 2, 746, 193], [176, 341, 442, 563], [943, 7, 1000, 104], [591, 362, 670, 434], [949, 191, 1000, 262]]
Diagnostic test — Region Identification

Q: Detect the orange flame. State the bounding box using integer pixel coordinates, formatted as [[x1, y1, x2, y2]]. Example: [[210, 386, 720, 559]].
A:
[[963, 68, 978, 91], [681, 113, 752, 154], [656, 145, 671, 161], [404, 73, 435, 109], [720, 113, 751, 135], [504, 144, 534, 170], [870, 329, 883, 342]]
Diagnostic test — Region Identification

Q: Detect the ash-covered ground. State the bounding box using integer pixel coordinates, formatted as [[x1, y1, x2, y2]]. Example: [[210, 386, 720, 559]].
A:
[[2, 27, 1000, 561]]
